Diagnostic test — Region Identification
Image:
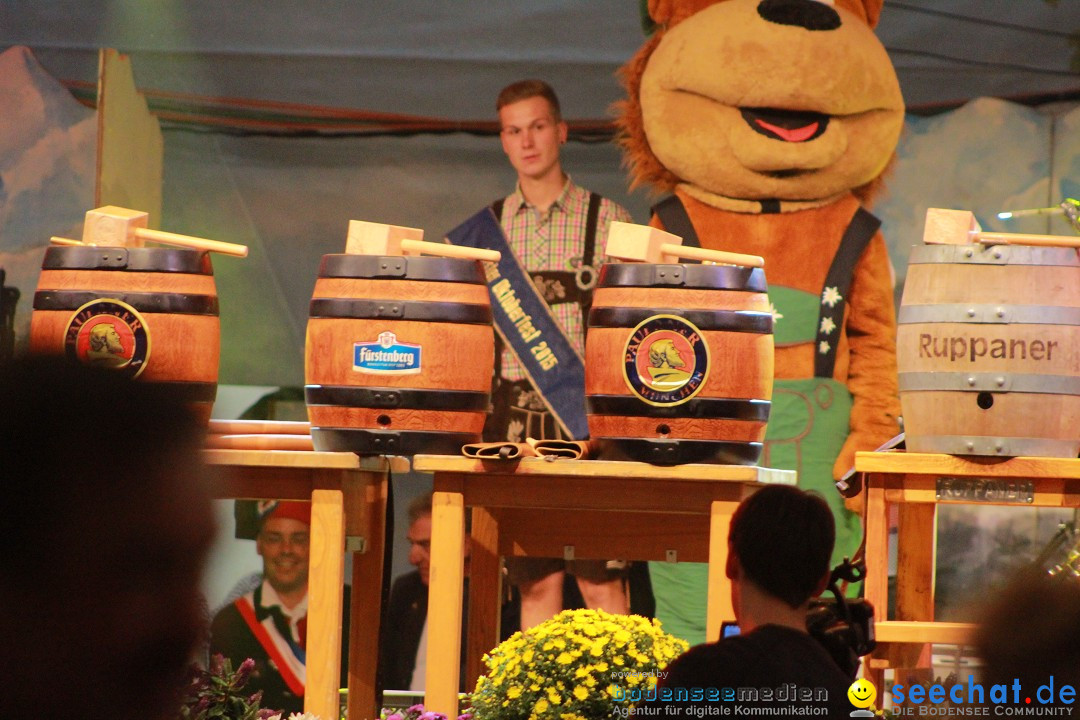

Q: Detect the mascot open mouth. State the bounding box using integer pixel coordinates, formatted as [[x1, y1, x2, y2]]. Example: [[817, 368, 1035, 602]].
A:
[[741, 107, 830, 143]]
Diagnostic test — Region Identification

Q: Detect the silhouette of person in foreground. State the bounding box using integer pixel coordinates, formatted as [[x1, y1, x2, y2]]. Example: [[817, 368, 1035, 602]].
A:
[[0, 355, 216, 720], [975, 568, 1080, 708], [643, 484, 852, 718]]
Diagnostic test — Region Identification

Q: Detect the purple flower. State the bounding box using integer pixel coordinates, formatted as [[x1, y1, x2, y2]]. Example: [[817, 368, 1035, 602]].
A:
[[385, 712, 404, 720], [234, 657, 255, 688], [209, 653, 226, 675], [407, 704, 426, 715], [419, 712, 447, 720]]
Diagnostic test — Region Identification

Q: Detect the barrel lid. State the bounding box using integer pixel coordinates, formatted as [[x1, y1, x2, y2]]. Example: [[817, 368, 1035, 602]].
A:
[[42, 246, 213, 274], [318, 254, 487, 283], [597, 262, 767, 292]]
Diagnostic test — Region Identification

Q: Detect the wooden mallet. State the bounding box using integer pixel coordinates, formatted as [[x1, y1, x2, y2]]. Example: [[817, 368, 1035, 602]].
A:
[[51, 205, 249, 257], [604, 221, 764, 267], [346, 219, 500, 262], [924, 207, 1080, 249]]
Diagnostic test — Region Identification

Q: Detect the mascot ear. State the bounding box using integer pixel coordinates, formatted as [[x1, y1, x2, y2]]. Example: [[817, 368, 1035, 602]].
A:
[[648, 0, 722, 29], [837, 0, 883, 28], [861, 0, 883, 28]]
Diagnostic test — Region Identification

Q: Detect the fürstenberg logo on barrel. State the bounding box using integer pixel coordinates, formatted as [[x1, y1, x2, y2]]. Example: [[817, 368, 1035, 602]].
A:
[[353, 331, 421, 374], [622, 314, 709, 407], [64, 298, 150, 378]]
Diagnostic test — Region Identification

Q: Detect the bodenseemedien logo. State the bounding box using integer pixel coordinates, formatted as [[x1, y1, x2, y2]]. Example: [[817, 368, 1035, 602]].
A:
[[613, 682, 834, 716]]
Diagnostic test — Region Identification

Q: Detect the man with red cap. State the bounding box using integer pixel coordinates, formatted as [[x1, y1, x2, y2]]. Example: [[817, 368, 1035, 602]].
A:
[[210, 500, 348, 715]]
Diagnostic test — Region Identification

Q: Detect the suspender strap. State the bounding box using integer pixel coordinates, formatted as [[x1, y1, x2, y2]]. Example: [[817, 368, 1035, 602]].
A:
[[583, 191, 601, 267], [652, 195, 701, 250], [652, 196, 882, 379], [448, 206, 589, 438], [578, 191, 602, 325], [814, 206, 881, 378]]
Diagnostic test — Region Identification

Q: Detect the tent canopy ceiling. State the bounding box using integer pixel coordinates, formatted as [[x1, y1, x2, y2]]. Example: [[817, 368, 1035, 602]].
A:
[[1, 0, 1076, 123]]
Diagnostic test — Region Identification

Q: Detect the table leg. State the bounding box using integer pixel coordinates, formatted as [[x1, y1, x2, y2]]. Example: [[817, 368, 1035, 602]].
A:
[[864, 475, 889, 620], [891, 498, 937, 670], [466, 506, 500, 691], [896, 500, 936, 623], [706, 499, 735, 642], [865, 660, 886, 698], [306, 489, 346, 720], [347, 472, 388, 720], [426, 491, 466, 718]]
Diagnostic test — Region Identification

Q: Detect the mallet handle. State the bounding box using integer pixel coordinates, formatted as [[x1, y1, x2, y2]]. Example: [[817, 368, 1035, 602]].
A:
[[977, 231, 1080, 249], [135, 228, 250, 257], [401, 239, 501, 262], [660, 243, 765, 268], [50, 236, 83, 246]]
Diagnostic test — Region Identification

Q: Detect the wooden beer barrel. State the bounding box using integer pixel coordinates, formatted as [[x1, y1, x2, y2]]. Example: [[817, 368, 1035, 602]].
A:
[[897, 243, 1080, 457], [305, 254, 494, 455], [29, 245, 220, 422], [585, 262, 774, 465]]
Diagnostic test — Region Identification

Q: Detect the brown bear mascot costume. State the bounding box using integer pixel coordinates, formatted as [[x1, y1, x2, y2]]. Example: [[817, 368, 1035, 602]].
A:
[[619, 0, 904, 643]]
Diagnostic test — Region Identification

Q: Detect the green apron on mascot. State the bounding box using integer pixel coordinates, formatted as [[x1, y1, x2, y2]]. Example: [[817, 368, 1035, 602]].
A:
[[649, 275, 862, 646]]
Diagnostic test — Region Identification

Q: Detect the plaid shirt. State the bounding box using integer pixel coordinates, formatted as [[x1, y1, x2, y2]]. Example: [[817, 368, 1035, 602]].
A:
[[497, 177, 632, 381]]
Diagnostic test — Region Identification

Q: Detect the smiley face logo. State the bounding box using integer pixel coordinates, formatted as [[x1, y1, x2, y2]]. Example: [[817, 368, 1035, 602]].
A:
[[847, 678, 876, 709]]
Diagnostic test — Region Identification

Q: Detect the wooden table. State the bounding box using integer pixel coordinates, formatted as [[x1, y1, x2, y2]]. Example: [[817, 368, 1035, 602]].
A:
[[204, 449, 408, 720], [856, 450, 1080, 685], [411, 454, 796, 717]]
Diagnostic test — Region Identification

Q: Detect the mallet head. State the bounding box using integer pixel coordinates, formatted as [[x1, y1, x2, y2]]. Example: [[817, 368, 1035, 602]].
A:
[[924, 208, 982, 245], [346, 220, 424, 255], [82, 206, 148, 247], [605, 221, 683, 263]]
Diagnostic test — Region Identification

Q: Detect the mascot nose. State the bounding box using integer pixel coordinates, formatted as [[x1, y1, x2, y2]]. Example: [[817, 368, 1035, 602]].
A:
[[756, 0, 842, 31]]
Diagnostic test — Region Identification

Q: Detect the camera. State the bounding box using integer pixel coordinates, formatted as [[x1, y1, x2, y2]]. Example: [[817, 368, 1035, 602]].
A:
[[805, 558, 876, 678]]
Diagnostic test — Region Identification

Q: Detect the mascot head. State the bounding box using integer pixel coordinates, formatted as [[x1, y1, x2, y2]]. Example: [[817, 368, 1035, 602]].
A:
[[619, 0, 904, 204]]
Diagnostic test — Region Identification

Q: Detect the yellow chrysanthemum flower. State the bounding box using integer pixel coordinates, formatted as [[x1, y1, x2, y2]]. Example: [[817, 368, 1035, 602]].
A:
[[472, 608, 687, 720]]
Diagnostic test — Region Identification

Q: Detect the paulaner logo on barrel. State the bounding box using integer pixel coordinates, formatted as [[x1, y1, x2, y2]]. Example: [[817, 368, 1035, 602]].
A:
[[353, 331, 421, 374], [64, 298, 150, 378], [623, 314, 710, 407]]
